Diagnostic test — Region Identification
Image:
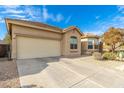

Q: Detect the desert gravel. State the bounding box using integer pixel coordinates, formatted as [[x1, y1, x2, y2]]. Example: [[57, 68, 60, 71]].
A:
[[0, 59, 20, 88]]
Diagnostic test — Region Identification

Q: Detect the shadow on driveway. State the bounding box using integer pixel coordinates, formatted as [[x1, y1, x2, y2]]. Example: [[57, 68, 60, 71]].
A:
[[16, 56, 61, 77], [16, 56, 92, 77]]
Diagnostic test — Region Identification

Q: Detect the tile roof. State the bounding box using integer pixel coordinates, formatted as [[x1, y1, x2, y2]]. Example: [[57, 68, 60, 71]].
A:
[[81, 33, 99, 39], [6, 18, 83, 35], [6, 18, 62, 33], [63, 26, 83, 35]]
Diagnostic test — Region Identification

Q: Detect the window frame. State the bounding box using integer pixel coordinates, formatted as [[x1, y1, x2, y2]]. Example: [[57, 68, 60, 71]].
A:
[[88, 40, 93, 49], [94, 40, 99, 49], [70, 36, 78, 49]]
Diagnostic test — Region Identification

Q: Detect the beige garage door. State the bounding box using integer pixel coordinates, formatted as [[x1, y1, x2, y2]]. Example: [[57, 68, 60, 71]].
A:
[[16, 36, 61, 59]]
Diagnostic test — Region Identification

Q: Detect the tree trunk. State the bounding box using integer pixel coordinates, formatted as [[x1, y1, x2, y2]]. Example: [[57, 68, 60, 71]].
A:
[[111, 44, 115, 53]]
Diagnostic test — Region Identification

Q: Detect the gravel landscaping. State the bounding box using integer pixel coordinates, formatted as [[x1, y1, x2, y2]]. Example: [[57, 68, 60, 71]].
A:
[[0, 59, 20, 88]]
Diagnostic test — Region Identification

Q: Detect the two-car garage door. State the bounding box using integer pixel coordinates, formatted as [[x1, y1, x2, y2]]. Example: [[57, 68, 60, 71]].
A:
[[16, 36, 61, 59]]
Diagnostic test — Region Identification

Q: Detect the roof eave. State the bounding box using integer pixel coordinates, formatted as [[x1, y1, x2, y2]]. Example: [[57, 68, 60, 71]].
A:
[[5, 18, 10, 34], [81, 36, 99, 39], [5, 18, 63, 34], [63, 26, 83, 36]]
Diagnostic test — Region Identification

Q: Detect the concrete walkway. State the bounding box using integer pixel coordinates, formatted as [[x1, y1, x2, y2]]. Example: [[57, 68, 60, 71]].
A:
[[16, 56, 124, 88]]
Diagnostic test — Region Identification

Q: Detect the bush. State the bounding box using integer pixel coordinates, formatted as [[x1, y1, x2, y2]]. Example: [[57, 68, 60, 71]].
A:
[[92, 52, 102, 60], [117, 51, 124, 58], [116, 51, 124, 61], [102, 52, 117, 60]]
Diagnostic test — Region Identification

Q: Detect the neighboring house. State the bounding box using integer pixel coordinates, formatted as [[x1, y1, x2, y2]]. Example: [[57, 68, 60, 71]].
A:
[[5, 18, 82, 59], [81, 33, 100, 54]]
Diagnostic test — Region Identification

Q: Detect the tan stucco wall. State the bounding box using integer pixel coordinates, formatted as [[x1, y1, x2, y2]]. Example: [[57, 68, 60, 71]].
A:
[[81, 38, 99, 54], [11, 24, 62, 59], [11, 24, 81, 59], [61, 30, 81, 56], [12, 24, 62, 40]]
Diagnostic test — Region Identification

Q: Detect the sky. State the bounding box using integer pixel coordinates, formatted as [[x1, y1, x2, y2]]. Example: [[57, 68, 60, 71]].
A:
[[0, 5, 124, 40]]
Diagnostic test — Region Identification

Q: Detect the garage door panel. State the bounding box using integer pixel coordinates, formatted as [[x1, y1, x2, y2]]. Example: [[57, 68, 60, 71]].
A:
[[17, 36, 61, 59]]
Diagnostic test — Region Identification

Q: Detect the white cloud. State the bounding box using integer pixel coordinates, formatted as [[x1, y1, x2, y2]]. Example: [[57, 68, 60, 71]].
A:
[[95, 16, 100, 20], [117, 5, 124, 12], [111, 6, 124, 27], [113, 15, 124, 22], [56, 14, 64, 22], [1, 9, 23, 14], [0, 6, 41, 21], [10, 14, 26, 18], [0, 5, 65, 40], [0, 5, 64, 23], [3, 5, 20, 9], [0, 5, 20, 9], [82, 6, 124, 35], [0, 18, 4, 23], [42, 6, 64, 22], [83, 6, 124, 35], [25, 6, 39, 19], [0, 5, 23, 14], [65, 16, 72, 24], [42, 6, 49, 21]]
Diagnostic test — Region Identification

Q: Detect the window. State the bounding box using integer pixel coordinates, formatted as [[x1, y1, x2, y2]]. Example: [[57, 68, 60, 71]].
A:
[[88, 41, 93, 49], [70, 36, 77, 49]]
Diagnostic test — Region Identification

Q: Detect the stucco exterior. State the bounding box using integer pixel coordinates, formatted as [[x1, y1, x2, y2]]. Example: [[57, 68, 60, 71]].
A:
[[11, 24, 62, 59], [5, 18, 82, 59], [81, 34, 99, 54], [62, 29, 81, 56]]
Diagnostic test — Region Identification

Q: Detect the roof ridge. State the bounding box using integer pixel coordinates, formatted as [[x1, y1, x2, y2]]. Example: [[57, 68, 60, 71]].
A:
[[5, 18, 63, 31], [63, 26, 77, 31]]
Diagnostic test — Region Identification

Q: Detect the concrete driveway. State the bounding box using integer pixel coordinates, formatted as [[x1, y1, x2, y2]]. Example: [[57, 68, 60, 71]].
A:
[[16, 56, 124, 88]]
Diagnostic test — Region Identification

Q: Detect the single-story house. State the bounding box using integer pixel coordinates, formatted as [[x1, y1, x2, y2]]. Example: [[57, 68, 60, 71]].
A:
[[81, 33, 100, 54], [5, 18, 82, 59]]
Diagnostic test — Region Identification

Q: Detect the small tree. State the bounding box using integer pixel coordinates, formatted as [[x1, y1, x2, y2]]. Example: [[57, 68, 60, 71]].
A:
[[103, 27, 124, 52], [3, 33, 11, 44]]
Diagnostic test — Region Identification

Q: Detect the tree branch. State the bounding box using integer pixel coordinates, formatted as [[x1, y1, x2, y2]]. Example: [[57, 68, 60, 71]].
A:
[[115, 42, 124, 49]]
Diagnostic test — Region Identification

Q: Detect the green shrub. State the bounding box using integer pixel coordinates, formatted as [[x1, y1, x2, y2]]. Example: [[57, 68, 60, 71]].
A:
[[92, 52, 102, 60], [117, 51, 124, 58], [102, 52, 117, 60], [121, 51, 124, 58]]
